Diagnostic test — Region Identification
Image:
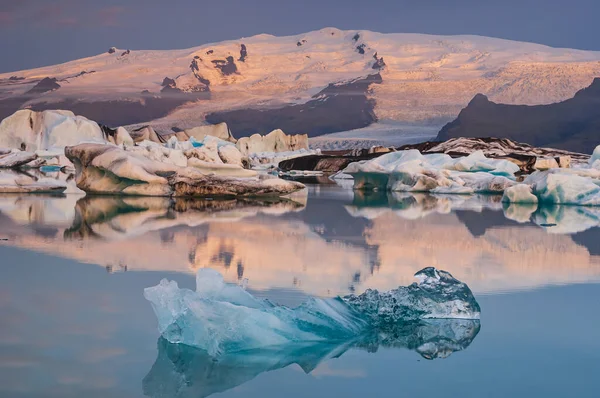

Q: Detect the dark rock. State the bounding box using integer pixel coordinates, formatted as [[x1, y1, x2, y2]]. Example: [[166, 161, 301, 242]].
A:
[[356, 44, 366, 55], [372, 53, 386, 70], [26, 77, 60, 95], [436, 78, 600, 153], [9, 76, 24, 81], [212, 56, 238, 76], [206, 74, 382, 137], [161, 77, 176, 87], [72, 70, 95, 78], [296, 39, 307, 47], [188, 59, 211, 89], [121, 49, 131, 56], [206, 50, 214, 55], [239, 44, 247, 62], [279, 153, 383, 172], [108, 47, 116, 54], [353, 33, 360, 42]]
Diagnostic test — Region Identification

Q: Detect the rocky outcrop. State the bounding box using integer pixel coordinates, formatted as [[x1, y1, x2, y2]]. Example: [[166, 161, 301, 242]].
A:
[[0, 109, 106, 151], [26, 78, 61, 95], [64, 143, 304, 197], [436, 78, 600, 153], [279, 153, 381, 172], [212, 56, 238, 75], [236, 129, 308, 155]]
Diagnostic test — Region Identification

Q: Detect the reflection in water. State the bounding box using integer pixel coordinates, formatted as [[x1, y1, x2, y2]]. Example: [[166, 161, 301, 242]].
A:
[[1, 188, 600, 296], [143, 319, 480, 398]]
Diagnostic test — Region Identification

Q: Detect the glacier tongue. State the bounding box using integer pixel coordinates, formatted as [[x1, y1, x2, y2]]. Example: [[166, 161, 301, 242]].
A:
[[144, 267, 480, 356]]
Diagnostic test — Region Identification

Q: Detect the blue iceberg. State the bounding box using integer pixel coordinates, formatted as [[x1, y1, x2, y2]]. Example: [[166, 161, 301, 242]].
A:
[[144, 267, 481, 356]]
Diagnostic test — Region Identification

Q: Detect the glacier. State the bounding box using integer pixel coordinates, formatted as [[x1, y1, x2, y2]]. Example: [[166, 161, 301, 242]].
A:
[[144, 267, 480, 356]]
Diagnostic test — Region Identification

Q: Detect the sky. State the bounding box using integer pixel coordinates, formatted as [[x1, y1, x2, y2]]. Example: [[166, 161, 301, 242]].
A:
[[0, 0, 598, 73]]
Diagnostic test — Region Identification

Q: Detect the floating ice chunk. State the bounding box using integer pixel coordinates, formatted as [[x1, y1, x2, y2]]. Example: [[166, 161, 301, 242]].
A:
[[454, 172, 515, 193], [0, 170, 67, 193], [0, 150, 37, 168], [65, 143, 302, 196], [144, 267, 480, 356], [589, 145, 600, 166], [529, 171, 600, 206], [502, 184, 538, 203], [217, 145, 243, 167], [344, 149, 518, 194]]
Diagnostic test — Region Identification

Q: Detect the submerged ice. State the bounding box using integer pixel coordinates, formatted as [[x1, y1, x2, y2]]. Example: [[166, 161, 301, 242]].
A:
[[144, 267, 480, 356]]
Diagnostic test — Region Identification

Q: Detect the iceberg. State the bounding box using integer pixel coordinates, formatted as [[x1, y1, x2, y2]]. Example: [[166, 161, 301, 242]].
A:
[[144, 267, 480, 356], [344, 150, 519, 194], [0, 170, 67, 193], [64, 143, 303, 196], [143, 318, 480, 398], [0, 150, 37, 168], [526, 170, 600, 206]]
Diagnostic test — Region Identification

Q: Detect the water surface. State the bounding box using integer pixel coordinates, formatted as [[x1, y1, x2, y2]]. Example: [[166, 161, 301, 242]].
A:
[[1, 185, 599, 397]]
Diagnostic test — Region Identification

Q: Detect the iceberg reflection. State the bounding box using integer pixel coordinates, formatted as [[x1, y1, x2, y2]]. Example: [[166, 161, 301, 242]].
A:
[[1, 188, 600, 295], [143, 318, 480, 398]]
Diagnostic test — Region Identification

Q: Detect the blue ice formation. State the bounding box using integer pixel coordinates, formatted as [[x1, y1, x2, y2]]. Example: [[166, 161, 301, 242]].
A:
[[144, 267, 480, 356]]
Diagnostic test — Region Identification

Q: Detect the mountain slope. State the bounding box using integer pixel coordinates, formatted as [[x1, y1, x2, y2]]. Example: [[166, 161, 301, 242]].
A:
[[436, 78, 600, 153], [1, 27, 600, 137]]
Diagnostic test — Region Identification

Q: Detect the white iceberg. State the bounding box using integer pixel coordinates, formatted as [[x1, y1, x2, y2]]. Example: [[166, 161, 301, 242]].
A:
[[65, 143, 303, 197], [0, 170, 67, 193], [0, 109, 107, 151], [502, 184, 538, 204], [344, 149, 518, 194]]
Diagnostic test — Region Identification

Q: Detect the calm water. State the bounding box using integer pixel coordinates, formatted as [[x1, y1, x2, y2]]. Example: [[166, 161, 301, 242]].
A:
[[1, 184, 600, 397]]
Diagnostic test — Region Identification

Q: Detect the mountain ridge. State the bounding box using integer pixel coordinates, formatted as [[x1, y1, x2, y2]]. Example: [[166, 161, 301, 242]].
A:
[[436, 78, 600, 153], [2, 27, 600, 138]]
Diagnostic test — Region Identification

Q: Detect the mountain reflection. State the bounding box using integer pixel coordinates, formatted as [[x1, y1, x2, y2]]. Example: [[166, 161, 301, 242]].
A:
[[143, 319, 480, 398], [1, 188, 600, 295]]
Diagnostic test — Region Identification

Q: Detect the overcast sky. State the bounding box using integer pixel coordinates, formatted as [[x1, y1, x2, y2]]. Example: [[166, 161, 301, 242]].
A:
[[0, 0, 597, 73]]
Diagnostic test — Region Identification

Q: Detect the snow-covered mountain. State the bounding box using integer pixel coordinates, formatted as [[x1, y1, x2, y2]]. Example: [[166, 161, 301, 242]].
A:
[[2, 27, 600, 141]]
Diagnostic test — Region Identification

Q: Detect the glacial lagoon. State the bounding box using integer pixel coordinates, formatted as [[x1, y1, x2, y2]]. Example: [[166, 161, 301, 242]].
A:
[[1, 183, 600, 397]]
